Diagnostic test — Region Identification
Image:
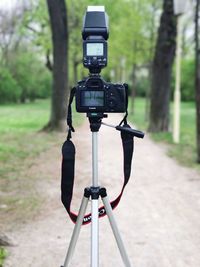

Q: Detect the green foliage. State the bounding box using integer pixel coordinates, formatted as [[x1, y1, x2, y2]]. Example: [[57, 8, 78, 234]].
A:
[[181, 58, 195, 101], [0, 49, 51, 104], [136, 74, 150, 97], [0, 247, 7, 267], [171, 58, 195, 102], [21, 0, 51, 52], [14, 50, 51, 101], [5, 0, 162, 93], [0, 1, 51, 104], [66, 0, 161, 83], [0, 67, 21, 103], [0, 0, 195, 106]]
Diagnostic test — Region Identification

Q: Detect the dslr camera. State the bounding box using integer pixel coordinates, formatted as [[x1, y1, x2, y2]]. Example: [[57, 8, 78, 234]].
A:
[[75, 6, 127, 114]]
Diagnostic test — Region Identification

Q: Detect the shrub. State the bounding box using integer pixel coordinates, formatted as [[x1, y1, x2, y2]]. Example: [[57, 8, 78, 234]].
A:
[[0, 67, 21, 103]]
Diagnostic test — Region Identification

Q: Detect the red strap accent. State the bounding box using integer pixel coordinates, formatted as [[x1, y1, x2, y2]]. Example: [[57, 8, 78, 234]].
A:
[[67, 188, 124, 225]]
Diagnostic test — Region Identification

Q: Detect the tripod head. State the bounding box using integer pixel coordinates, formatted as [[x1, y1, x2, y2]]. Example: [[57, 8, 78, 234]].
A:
[[87, 112, 107, 132], [87, 112, 145, 139]]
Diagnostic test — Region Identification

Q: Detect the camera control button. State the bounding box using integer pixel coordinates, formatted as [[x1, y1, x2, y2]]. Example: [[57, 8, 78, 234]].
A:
[[108, 98, 116, 108], [91, 59, 98, 66]]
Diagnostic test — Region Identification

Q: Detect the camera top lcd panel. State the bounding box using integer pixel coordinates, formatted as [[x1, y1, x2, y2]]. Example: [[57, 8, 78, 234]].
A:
[[82, 6, 109, 72], [76, 77, 126, 113]]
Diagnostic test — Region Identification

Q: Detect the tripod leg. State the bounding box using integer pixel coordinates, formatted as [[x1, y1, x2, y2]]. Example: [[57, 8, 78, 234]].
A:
[[62, 194, 89, 267], [91, 199, 99, 267], [101, 195, 132, 267]]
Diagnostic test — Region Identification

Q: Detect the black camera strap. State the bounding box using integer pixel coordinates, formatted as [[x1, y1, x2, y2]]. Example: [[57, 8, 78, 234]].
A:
[[61, 87, 134, 225], [66, 87, 76, 140]]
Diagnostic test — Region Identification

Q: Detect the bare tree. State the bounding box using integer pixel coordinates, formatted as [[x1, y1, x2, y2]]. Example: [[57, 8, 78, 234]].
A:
[[149, 0, 177, 132], [45, 0, 69, 131], [195, 0, 200, 162], [0, 4, 28, 65], [145, 0, 160, 121]]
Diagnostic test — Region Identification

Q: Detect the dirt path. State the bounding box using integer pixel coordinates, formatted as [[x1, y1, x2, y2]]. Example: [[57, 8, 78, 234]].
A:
[[4, 114, 200, 267]]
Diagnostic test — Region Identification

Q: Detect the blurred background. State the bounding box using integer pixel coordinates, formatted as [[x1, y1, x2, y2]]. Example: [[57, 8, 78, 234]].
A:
[[0, 0, 199, 265]]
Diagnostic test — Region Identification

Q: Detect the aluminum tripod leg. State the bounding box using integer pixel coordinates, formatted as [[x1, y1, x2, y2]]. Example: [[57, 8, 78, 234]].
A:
[[91, 198, 99, 267], [101, 195, 132, 267], [91, 132, 99, 267], [63, 195, 89, 267]]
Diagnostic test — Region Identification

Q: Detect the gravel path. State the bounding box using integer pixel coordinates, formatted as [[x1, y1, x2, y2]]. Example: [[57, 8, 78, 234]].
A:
[[4, 114, 200, 267]]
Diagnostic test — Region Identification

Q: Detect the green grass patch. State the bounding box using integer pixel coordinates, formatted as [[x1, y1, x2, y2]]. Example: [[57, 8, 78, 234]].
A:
[[0, 100, 50, 133], [129, 97, 199, 169], [0, 100, 83, 170], [0, 99, 84, 182], [129, 98, 148, 130], [0, 247, 7, 267], [0, 99, 84, 231], [0, 100, 52, 180]]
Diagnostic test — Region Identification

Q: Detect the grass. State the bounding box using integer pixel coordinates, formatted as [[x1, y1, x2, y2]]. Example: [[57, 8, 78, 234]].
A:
[[0, 101, 46, 167], [0, 99, 83, 232], [0, 248, 7, 267], [0, 99, 82, 177], [0, 98, 83, 265], [129, 97, 199, 169]]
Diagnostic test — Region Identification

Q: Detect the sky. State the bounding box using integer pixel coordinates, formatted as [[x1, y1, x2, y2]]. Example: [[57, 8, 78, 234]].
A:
[[0, 0, 23, 10]]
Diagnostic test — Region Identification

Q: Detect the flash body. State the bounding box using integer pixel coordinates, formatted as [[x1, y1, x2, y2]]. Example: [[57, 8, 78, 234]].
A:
[[82, 6, 109, 74]]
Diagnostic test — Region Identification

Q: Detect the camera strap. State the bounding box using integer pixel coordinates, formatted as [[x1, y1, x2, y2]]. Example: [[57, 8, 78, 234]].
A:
[[61, 87, 134, 225]]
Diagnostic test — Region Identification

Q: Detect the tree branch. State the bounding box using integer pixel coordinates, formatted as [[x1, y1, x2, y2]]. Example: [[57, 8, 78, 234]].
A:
[[26, 25, 40, 34], [45, 49, 53, 71]]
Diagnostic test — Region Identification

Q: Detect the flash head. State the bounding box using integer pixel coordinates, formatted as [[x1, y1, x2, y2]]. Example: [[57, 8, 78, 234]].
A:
[[82, 6, 109, 40]]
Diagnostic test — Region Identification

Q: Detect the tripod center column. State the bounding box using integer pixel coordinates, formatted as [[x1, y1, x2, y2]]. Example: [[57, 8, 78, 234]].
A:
[[91, 131, 100, 266], [92, 132, 99, 187]]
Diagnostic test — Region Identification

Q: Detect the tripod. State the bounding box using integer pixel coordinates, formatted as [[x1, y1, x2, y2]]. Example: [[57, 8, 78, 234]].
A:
[[61, 113, 132, 267]]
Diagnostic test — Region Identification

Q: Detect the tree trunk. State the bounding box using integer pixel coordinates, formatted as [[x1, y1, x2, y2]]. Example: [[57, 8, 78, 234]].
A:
[[73, 53, 81, 85], [149, 0, 177, 132], [145, 62, 152, 121], [130, 63, 137, 115], [46, 0, 68, 131], [145, 2, 157, 122], [73, 61, 78, 85], [195, 0, 200, 163]]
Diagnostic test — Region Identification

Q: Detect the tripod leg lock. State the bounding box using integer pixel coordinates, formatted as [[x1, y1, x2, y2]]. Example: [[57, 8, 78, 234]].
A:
[[84, 187, 91, 198], [100, 187, 107, 198], [84, 187, 108, 200], [90, 186, 101, 199]]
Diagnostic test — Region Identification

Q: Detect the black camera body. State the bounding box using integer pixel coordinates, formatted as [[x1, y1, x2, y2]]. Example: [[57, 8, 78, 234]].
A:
[[75, 76, 126, 113]]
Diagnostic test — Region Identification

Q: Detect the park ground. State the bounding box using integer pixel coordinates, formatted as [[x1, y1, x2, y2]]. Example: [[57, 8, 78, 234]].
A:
[[1, 112, 200, 267]]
